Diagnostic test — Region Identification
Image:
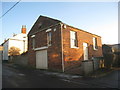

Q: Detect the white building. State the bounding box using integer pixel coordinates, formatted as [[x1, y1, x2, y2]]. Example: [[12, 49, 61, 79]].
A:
[[2, 25, 28, 61]]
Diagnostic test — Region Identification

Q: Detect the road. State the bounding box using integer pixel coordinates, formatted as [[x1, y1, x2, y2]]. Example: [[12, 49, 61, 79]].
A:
[[2, 63, 119, 88]]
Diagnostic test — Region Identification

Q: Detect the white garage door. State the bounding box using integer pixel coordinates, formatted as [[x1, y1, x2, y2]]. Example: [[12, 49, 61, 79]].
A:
[[36, 50, 48, 69]]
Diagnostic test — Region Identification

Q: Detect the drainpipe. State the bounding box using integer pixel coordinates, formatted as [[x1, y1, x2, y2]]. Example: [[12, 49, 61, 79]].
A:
[[60, 23, 64, 72]]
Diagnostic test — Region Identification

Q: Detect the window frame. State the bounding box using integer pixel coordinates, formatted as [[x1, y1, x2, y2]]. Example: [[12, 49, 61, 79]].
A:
[[93, 37, 98, 50], [32, 37, 35, 49], [31, 35, 35, 49], [70, 31, 78, 48], [47, 31, 52, 46]]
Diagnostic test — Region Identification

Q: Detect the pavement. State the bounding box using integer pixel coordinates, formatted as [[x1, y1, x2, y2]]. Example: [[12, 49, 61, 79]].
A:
[[2, 63, 120, 88]]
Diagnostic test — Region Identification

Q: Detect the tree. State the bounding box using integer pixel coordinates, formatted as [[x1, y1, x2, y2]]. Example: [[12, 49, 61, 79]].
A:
[[8, 46, 21, 56]]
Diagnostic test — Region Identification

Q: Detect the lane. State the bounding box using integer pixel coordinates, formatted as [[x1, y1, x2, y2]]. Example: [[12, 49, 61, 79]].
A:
[[2, 64, 93, 88], [70, 69, 119, 88], [2, 63, 119, 88]]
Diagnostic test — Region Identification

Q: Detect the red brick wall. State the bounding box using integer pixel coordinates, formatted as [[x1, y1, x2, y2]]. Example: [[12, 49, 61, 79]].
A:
[[62, 25, 103, 74], [28, 24, 63, 71], [28, 22, 103, 74], [28, 35, 36, 67], [28, 29, 48, 67], [47, 25, 62, 71]]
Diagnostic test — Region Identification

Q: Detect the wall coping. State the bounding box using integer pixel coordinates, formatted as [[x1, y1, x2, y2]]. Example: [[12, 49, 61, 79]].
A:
[[34, 46, 48, 51]]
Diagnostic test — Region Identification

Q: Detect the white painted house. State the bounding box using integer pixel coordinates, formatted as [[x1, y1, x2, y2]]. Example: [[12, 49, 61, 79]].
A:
[[2, 25, 28, 61]]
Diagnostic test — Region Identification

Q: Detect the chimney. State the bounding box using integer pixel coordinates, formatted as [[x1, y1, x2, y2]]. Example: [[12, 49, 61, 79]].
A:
[[21, 25, 26, 34]]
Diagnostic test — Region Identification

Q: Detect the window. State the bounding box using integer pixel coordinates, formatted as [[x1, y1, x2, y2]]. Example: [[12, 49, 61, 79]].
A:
[[70, 31, 78, 48], [93, 37, 98, 50], [32, 37, 35, 49], [31, 35, 35, 49], [47, 31, 52, 46]]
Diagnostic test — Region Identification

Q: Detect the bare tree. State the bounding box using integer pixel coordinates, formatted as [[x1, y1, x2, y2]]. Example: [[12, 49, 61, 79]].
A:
[[8, 46, 21, 63], [9, 46, 21, 56]]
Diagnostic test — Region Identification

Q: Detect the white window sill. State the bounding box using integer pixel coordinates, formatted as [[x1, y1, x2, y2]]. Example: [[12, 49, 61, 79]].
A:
[[71, 46, 79, 49], [46, 29, 52, 32], [31, 35, 35, 38], [93, 48, 98, 51], [34, 46, 48, 51], [48, 44, 51, 47]]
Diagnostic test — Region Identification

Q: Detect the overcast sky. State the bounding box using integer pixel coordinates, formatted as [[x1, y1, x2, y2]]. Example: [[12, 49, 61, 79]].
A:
[[0, 0, 118, 44]]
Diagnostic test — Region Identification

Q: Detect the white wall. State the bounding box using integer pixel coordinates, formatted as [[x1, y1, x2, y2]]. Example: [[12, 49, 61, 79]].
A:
[[3, 40, 9, 60], [9, 33, 28, 54], [2, 33, 28, 60], [9, 39, 25, 54], [0, 51, 2, 61]]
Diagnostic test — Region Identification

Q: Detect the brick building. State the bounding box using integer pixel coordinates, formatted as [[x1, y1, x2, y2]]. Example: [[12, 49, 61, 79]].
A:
[[28, 15, 103, 74]]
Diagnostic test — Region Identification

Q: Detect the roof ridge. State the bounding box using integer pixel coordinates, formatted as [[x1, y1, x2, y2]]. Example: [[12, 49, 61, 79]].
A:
[[40, 15, 61, 22], [40, 15, 101, 37]]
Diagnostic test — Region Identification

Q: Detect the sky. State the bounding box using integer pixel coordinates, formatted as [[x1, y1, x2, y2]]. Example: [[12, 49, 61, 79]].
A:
[[0, 0, 119, 45]]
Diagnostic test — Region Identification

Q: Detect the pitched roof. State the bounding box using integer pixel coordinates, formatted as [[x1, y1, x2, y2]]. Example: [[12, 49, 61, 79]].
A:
[[28, 15, 101, 37], [28, 15, 61, 35]]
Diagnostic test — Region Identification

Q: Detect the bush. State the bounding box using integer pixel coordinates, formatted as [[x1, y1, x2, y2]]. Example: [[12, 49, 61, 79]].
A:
[[112, 53, 120, 67], [103, 53, 114, 69]]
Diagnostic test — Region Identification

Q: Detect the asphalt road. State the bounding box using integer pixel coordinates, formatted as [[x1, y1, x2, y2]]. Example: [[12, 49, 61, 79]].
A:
[[2, 63, 120, 88]]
